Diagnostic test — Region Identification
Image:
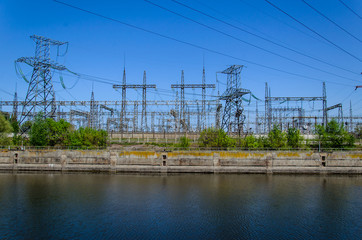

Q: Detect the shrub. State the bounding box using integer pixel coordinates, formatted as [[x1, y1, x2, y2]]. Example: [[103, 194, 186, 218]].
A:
[[287, 128, 303, 149], [177, 136, 190, 150], [315, 119, 355, 149], [198, 128, 235, 149], [29, 116, 108, 148], [0, 113, 12, 146], [244, 135, 259, 150], [29, 115, 48, 146], [0, 114, 13, 133], [66, 127, 108, 148], [268, 124, 287, 149]]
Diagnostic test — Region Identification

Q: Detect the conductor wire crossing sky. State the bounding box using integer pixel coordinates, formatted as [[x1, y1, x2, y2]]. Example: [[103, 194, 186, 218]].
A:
[[264, 0, 362, 62], [1, 0, 362, 117], [53, 0, 360, 87]]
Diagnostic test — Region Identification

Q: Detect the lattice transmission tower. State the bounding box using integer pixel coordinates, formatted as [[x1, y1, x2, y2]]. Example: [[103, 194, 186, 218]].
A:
[[16, 35, 69, 125], [219, 65, 250, 135]]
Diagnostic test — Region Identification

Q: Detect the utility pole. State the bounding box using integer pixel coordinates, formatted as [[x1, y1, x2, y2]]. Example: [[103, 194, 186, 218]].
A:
[[89, 89, 98, 129], [350, 100, 353, 132], [12, 89, 18, 121], [121, 68, 126, 132], [323, 82, 327, 126]]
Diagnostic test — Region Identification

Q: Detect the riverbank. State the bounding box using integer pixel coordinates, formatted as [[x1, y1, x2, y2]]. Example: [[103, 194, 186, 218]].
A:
[[0, 149, 361, 174]]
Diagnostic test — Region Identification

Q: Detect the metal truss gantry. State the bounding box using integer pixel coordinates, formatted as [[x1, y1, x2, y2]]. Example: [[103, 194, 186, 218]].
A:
[[265, 82, 327, 133], [113, 70, 156, 132], [171, 69, 215, 132]]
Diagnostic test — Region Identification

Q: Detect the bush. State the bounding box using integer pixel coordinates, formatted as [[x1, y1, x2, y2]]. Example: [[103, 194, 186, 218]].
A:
[[315, 119, 355, 149], [0, 113, 12, 146], [177, 136, 190, 150], [66, 127, 108, 148], [268, 125, 287, 149], [198, 128, 235, 149], [29, 115, 48, 146], [47, 118, 72, 146], [354, 125, 362, 139], [0, 114, 13, 133], [287, 128, 303, 149], [29, 116, 108, 148], [244, 135, 260, 150]]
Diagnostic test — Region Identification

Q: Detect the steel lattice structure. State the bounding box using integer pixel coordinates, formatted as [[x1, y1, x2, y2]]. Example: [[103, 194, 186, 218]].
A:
[[5, 36, 362, 136], [16, 35, 69, 126], [219, 65, 250, 135]]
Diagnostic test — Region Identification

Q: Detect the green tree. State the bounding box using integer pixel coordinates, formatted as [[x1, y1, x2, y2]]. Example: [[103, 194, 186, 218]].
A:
[[198, 128, 235, 149], [287, 128, 303, 149], [47, 118, 72, 146], [0, 113, 13, 146], [315, 119, 354, 149], [29, 115, 48, 146], [268, 124, 287, 149], [0, 114, 13, 133], [20, 121, 33, 133]]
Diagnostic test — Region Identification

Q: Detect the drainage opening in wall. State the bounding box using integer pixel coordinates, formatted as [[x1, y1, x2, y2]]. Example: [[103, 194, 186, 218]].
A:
[[162, 161, 166, 166], [321, 156, 326, 167], [14, 153, 18, 164]]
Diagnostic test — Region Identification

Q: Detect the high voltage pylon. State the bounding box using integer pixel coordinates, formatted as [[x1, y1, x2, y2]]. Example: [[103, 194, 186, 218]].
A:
[[16, 35, 69, 126], [219, 65, 250, 135]]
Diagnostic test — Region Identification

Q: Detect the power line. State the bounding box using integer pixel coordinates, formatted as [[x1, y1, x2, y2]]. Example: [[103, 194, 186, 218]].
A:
[[237, 0, 329, 45], [171, 0, 360, 76], [53, 0, 357, 86], [146, 0, 360, 82], [264, 0, 362, 62], [0, 88, 13, 96], [338, 0, 362, 20], [301, 0, 362, 43]]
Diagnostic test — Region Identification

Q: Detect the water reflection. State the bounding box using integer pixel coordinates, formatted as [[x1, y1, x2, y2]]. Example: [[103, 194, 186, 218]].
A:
[[0, 174, 360, 239]]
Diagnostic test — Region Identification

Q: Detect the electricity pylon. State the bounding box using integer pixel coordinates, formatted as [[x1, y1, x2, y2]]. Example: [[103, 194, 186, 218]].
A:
[[16, 35, 69, 126]]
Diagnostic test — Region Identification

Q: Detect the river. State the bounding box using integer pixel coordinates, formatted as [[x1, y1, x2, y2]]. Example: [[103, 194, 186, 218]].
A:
[[0, 173, 361, 239]]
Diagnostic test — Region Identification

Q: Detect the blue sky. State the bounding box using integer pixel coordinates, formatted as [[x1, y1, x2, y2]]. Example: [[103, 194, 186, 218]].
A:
[[0, 0, 361, 116]]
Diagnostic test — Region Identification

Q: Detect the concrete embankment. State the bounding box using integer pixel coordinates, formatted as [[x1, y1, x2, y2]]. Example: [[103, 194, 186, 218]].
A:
[[0, 149, 361, 174]]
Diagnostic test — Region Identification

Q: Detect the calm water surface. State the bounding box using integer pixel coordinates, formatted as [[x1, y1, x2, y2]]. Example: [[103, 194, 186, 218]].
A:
[[0, 173, 361, 239]]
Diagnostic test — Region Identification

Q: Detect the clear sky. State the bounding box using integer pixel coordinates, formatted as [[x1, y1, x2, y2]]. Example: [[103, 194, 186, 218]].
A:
[[0, 0, 361, 116]]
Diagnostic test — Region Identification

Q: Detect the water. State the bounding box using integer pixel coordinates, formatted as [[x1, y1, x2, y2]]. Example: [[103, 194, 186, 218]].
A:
[[0, 173, 361, 239]]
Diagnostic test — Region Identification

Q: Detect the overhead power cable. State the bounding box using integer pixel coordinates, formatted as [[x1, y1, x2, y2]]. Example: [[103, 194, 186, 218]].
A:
[[301, 0, 362, 43], [264, 0, 362, 62], [145, 0, 360, 82], [237, 0, 328, 45], [0, 88, 13, 96], [53, 0, 357, 86], [338, 0, 362, 20], [171, 0, 359, 76]]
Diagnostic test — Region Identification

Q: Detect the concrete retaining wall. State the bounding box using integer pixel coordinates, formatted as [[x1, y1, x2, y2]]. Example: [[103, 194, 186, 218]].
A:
[[0, 149, 361, 174]]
